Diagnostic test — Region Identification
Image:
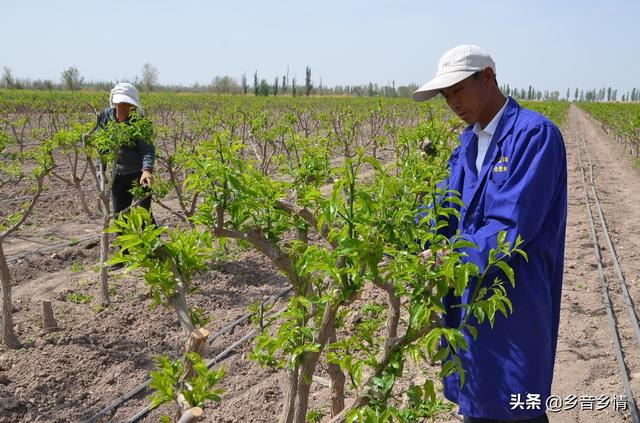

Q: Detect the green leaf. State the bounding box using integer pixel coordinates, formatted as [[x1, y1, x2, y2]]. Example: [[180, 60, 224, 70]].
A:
[[494, 260, 515, 287]]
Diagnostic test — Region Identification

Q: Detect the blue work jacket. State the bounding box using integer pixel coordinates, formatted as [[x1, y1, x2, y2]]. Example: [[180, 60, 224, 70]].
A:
[[439, 97, 567, 420]]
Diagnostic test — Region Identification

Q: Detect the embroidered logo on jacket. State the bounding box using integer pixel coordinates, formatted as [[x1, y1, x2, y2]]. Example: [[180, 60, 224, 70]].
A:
[[493, 156, 509, 173]]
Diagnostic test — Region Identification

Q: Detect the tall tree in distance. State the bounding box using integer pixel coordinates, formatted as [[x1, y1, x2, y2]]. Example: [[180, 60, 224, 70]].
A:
[[241, 72, 248, 95], [61, 66, 83, 91], [141, 63, 159, 92], [253, 70, 259, 96], [258, 79, 269, 96], [292, 77, 297, 97], [212, 76, 237, 94], [305, 66, 312, 96], [273, 76, 279, 96], [1, 67, 14, 88]]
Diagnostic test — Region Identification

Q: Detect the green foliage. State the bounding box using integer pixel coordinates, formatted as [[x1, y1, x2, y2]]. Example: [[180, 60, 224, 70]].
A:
[[306, 408, 326, 422], [149, 352, 225, 411], [70, 262, 84, 273], [0, 123, 55, 233], [188, 306, 212, 328], [85, 112, 154, 163], [171, 100, 525, 420], [0, 91, 536, 420], [345, 379, 453, 422], [67, 292, 93, 304], [107, 207, 214, 316], [250, 295, 320, 369], [521, 101, 569, 126], [579, 102, 640, 156]]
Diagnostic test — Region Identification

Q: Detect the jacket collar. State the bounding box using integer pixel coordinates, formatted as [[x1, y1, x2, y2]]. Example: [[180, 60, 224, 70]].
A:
[[459, 97, 520, 152], [472, 98, 509, 138], [459, 97, 521, 215]]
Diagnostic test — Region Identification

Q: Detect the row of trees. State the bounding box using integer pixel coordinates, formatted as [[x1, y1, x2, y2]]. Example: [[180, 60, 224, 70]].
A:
[[215, 72, 419, 98], [3, 63, 640, 102], [1, 63, 159, 92], [501, 84, 640, 103]]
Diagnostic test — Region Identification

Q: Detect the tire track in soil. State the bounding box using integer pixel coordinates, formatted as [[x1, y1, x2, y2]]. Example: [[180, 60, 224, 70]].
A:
[[551, 104, 640, 423]]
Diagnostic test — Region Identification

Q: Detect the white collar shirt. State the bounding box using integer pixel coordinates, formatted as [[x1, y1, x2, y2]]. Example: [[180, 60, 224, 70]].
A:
[[472, 98, 509, 174]]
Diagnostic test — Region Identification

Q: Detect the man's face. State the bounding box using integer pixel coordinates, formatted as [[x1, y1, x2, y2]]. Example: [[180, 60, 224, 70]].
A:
[[440, 68, 493, 126]]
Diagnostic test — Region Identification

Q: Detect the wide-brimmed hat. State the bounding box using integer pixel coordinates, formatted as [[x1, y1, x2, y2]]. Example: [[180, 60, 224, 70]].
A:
[[413, 44, 495, 102], [109, 82, 141, 108]]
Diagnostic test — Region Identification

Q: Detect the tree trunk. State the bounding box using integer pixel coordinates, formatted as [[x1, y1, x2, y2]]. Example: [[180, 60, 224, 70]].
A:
[[279, 365, 299, 423], [293, 303, 339, 423], [176, 407, 202, 423], [0, 242, 21, 349], [99, 209, 111, 307], [75, 180, 93, 218], [168, 259, 196, 337], [41, 300, 57, 331], [93, 154, 112, 306], [327, 328, 345, 417]]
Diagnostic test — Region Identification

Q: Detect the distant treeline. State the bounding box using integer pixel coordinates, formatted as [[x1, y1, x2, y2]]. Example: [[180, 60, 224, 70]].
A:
[[1, 64, 638, 102]]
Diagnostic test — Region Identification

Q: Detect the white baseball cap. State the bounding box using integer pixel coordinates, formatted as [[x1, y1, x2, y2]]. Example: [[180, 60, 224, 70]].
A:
[[109, 82, 141, 108], [413, 44, 496, 102]]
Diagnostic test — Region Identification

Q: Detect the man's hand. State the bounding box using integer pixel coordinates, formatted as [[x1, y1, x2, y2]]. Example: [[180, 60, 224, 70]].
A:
[[140, 170, 153, 187], [421, 249, 446, 266]]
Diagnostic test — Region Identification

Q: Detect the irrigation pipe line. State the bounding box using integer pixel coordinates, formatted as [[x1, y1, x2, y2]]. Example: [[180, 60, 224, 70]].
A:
[[85, 286, 293, 423], [576, 130, 640, 423], [0, 171, 172, 204], [579, 133, 640, 346], [6, 204, 161, 265], [0, 187, 96, 204], [7, 234, 101, 264]]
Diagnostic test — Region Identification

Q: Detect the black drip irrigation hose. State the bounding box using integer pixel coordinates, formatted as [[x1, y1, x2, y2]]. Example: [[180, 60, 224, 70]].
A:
[[0, 187, 96, 204], [6, 195, 158, 264], [580, 133, 640, 346], [576, 131, 640, 423], [85, 286, 293, 423], [7, 234, 101, 263]]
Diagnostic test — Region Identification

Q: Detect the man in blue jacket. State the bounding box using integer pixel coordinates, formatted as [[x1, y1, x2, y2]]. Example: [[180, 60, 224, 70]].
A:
[[413, 45, 567, 422]]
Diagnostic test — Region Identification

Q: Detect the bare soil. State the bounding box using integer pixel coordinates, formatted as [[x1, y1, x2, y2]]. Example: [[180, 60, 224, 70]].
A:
[[550, 105, 640, 423], [1, 105, 639, 422]]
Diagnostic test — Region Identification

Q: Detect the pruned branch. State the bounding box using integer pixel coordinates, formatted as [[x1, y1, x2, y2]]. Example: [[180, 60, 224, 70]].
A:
[[0, 172, 45, 240], [274, 200, 336, 249]]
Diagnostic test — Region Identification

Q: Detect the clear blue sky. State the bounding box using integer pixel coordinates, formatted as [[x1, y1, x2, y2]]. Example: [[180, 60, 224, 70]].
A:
[[2, 0, 639, 95]]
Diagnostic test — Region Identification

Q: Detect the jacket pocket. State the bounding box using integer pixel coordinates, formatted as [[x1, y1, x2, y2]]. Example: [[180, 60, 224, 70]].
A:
[[489, 164, 509, 187]]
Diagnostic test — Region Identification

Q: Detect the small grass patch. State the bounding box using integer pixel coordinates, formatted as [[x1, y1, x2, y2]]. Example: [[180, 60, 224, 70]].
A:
[[70, 262, 84, 273], [78, 278, 94, 287], [22, 338, 37, 348], [108, 284, 118, 297], [91, 304, 106, 314], [306, 408, 325, 423], [67, 292, 93, 304]]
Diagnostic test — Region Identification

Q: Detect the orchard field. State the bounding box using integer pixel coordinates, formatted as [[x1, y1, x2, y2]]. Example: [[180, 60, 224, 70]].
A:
[[4, 90, 640, 423]]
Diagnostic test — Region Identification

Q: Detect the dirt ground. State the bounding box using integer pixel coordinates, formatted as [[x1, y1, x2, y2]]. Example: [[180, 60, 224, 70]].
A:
[[549, 105, 640, 423], [1, 104, 640, 422]]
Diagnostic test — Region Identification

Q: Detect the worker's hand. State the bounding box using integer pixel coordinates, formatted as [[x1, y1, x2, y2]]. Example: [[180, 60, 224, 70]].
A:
[[421, 249, 446, 266], [140, 170, 153, 187]]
